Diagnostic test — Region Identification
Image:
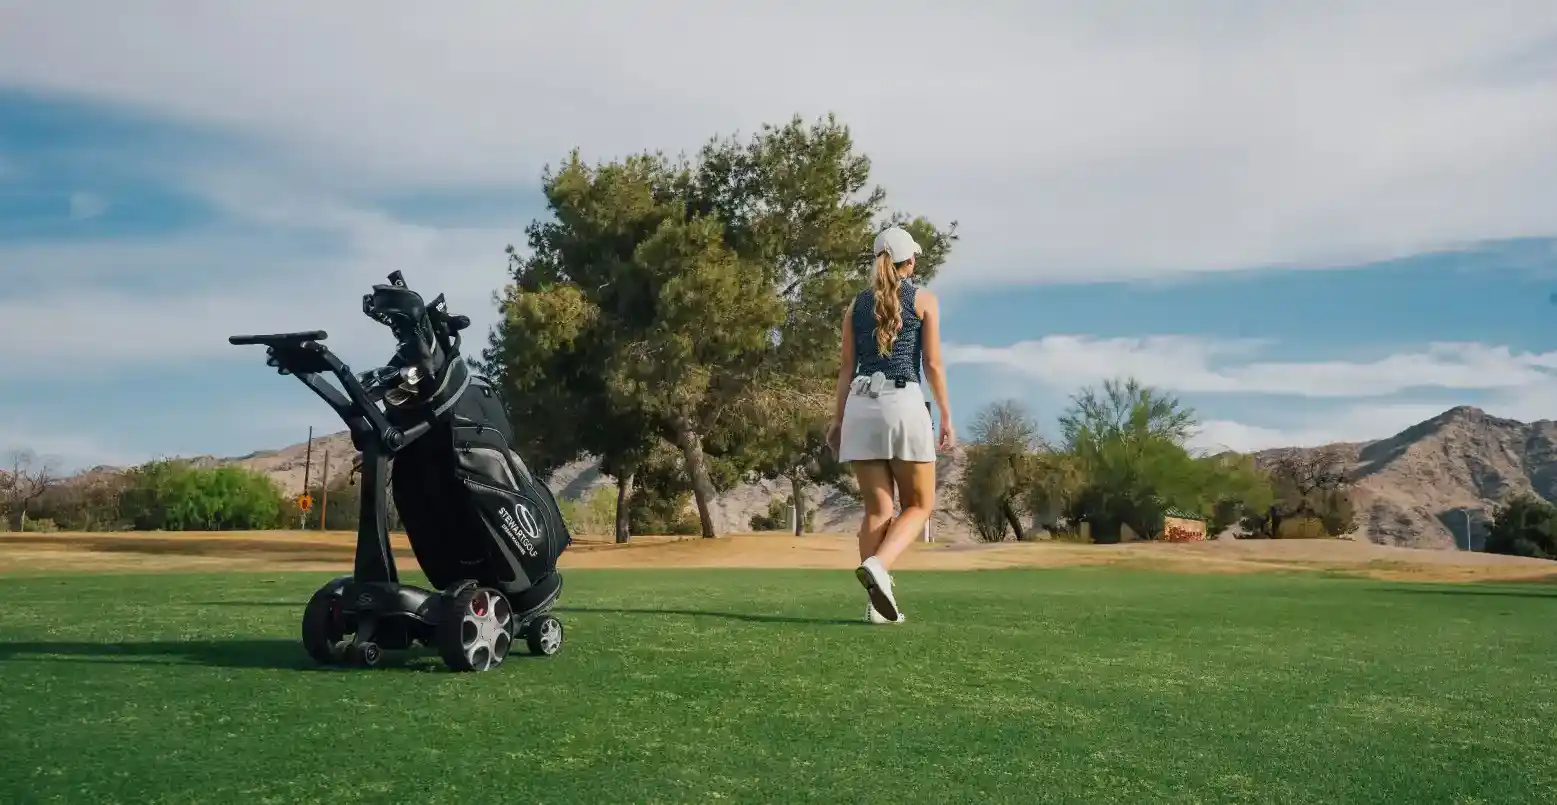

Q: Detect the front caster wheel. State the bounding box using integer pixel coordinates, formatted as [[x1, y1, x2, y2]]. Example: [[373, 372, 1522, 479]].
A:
[[347, 641, 385, 668], [436, 587, 513, 672], [525, 615, 563, 657]]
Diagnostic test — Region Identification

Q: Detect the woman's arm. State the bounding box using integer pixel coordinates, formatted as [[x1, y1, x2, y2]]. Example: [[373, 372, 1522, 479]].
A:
[[918, 290, 952, 427], [832, 302, 856, 425]]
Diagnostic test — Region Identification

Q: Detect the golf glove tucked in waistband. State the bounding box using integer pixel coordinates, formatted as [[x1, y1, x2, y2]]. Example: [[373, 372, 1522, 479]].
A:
[[851, 371, 914, 398]]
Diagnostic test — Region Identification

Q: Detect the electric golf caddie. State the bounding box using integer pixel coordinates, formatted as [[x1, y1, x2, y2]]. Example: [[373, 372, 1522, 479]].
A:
[[229, 271, 572, 672]]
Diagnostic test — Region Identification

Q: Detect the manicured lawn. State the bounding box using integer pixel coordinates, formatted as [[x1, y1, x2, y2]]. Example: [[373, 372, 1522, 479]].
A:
[[1, 567, 1554, 804]]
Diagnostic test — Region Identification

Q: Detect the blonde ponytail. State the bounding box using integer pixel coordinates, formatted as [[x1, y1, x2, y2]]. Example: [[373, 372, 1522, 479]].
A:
[[872, 251, 902, 357]]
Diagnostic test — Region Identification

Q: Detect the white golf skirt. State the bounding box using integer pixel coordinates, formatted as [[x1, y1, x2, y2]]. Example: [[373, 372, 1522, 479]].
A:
[[838, 375, 936, 463]]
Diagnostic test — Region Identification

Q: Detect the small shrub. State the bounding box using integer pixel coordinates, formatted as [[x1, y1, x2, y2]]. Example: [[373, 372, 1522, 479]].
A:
[[20, 517, 59, 533], [1050, 525, 1092, 544], [559, 487, 617, 537], [623, 488, 700, 536], [749, 495, 815, 533], [1275, 517, 1330, 539], [657, 509, 701, 536]]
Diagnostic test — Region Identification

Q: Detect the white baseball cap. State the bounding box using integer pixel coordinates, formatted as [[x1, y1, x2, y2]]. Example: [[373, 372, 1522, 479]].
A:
[[873, 226, 922, 264]]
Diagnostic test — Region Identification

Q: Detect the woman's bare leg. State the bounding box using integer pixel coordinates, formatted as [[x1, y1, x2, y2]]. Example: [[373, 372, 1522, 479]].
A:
[[873, 459, 936, 569], [852, 460, 896, 561]]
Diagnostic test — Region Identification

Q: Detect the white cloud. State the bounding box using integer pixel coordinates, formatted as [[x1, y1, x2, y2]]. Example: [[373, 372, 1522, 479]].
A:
[[5, 2, 1557, 467], [1189, 404, 1453, 454], [67, 191, 109, 220], [943, 337, 1557, 398], [0, 422, 138, 471], [0, 172, 515, 377], [1, 1, 1555, 284], [1192, 383, 1557, 453], [949, 334, 1557, 453]]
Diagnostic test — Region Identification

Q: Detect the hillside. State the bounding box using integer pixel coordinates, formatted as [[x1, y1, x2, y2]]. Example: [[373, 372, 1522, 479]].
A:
[[194, 404, 1557, 549], [1252, 405, 1557, 550]]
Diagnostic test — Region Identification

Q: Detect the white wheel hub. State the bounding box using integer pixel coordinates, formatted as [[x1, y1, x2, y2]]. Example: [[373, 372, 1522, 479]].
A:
[[458, 589, 513, 670]]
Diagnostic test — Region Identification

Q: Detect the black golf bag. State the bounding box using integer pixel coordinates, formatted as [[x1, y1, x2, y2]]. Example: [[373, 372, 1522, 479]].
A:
[[232, 271, 571, 671], [366, 275, 572, 614]]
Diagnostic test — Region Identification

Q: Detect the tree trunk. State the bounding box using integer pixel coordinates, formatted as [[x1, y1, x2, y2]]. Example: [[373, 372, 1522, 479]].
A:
[[1001, 500, 1024, 541], [614, 470, 635, 545], [790, 473, 806, 536], [672, 418, 719, 538]]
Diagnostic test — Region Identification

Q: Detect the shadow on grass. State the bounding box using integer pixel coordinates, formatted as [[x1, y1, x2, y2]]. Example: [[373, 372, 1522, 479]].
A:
[[196, 601, 865, 627], [194, 601, 297, 607], [0, 638, 329, 671], [557, 605, 860, 626], [1375, 585, 1557, 600]]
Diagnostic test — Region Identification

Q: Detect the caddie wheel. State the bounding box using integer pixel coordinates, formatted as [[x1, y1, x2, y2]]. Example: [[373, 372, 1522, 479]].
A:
[[300, 586, 352, 665], [436, 586, 513, 672], [525, 615, 563, 657], [353, 641, 385, 668]]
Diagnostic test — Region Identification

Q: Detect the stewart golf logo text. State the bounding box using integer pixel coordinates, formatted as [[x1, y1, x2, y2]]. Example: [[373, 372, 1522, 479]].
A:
[[497, 501, 541, 558]]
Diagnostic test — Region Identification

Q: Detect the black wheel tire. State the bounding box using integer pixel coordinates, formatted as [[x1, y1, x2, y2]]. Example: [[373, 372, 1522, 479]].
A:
[[356, 641, 384, 668], [525, 615, 563, 657], [301, 587, 350, 665], [435, 586, 514, 672]]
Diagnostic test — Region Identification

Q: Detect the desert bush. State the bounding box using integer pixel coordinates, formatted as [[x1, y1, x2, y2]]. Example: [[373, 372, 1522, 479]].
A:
[[1049, 525, 1091, 544], [119, 460, 286, 531], [1484, 493, 1557, 560], [1275, 516, 1331, 539], [29, 472, 131, 531], [626, 458, 702, 536], [749, 495, 815, 533], [559, 486, 617, 536]]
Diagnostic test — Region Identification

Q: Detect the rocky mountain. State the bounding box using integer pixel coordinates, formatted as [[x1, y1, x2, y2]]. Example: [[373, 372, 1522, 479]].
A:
[[197, 404, 1554, 548], [1253, 406, 1557, 550]]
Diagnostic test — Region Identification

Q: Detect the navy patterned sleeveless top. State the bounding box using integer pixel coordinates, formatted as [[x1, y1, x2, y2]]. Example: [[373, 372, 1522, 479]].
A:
[[851, 278, 922, 383]]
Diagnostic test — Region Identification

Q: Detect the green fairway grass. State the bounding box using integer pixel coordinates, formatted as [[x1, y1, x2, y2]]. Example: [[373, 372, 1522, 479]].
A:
[[2, 568, 1554, 804]]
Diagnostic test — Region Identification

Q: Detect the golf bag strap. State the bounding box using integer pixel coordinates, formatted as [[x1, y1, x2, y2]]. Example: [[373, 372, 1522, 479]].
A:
[[430, 364, 472, 418]]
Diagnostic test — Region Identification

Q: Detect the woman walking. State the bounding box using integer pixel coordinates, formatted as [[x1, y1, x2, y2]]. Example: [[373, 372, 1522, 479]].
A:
[[826, 226, 955, 624]]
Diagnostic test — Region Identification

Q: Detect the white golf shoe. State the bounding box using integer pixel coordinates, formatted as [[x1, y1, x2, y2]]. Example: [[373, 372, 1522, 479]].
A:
[[867, 602, 906, 624], [856, 556, 900, 622]]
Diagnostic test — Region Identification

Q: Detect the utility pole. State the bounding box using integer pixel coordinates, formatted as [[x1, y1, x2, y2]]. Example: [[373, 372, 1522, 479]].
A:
[[320, 450, 330, 532], [300, 426, 313, 530]]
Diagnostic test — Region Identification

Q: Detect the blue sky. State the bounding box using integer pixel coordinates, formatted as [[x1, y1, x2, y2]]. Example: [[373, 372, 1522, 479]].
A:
[[4, 2, 1557, 473]]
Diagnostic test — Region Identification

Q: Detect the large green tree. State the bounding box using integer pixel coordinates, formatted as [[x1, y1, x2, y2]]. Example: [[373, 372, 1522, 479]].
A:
[[489, 114, 956, 538], [1060, 379, 1204, 541], [676, 118, 954, 534], [485, 275, 659, 543], [1195, 452, 1276, 535]]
